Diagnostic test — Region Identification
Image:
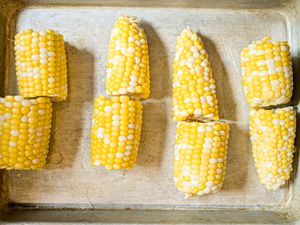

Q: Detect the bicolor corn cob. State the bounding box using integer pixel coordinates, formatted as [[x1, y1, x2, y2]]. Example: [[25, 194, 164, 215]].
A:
[[241, 37, 293, 107], [0, 96, 52, 170], [249, 107, 296, 190], [15, 29, 67, 101], [174, 121, 229, 197], [173, 28, 219, 121], [91, 95, 142, 170], [106, 16, 150, 99]]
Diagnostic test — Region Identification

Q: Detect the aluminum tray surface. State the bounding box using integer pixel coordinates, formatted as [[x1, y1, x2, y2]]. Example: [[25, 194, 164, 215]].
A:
[[2, 5, 296, 210]]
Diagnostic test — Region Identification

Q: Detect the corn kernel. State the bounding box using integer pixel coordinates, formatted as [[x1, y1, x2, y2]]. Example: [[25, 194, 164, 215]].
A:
[[0, 96, 52, 170], [173, 28, 219, 121], [15, 29, 67, 101], [249, 106, 296, 190], [241, 37, 293, 107], [174, 121, 229, 197], [90, 95, 142, 170], [106, 16, 150, 99]]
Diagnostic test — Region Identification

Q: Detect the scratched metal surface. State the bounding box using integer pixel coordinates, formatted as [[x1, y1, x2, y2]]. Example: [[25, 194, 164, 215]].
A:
[[1, 3, 298, 212]]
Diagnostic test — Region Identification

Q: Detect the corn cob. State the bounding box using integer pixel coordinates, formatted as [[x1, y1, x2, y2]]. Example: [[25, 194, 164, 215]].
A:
[[241, 37, 293, 107], [249, 107, 296, 190], [174, 121, 229, 197], [173, 28, 219, 121], [91, 95, 142, 170], [14, 29, 67, 101], [106, 16, 150, 99], [0, 96, 52, 170]]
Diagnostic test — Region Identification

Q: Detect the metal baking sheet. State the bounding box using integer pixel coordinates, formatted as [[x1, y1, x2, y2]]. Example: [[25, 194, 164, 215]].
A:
[[0, 0, 300, 224]]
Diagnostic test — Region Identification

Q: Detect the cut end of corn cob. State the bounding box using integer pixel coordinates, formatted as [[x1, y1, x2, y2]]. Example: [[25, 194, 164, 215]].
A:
[[249, 106, 296, 190], [15, 29, 68, 101], [106, 15, 150, 99], [0, 96, 52, 170], [241, 37, 293, 107], [173, 28, 219, 121], [174, 121, 229, 197], [91, 95, 143, 170]]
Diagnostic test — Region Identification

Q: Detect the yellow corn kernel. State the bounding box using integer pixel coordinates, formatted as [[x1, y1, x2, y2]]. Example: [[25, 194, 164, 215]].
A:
[[174, 121, 229, 197], [90, 95, 142, 170], [14, 29, 67, 101], [249, 107, 296, 190], [0, 96, 52, 170], [241, 37, 293, 107], [173, 28, 219, 121], [106, 16, 150, 99]]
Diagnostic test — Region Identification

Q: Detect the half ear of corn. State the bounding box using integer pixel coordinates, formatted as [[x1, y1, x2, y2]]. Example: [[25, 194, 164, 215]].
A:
[[241, 37, 293, 107], [15, 29, 67, 101], [0, 96, 52, 170], [91, 95, 142, 170], [174, 121, 229, 197], [173, 28, 219, 121], [249, 106, 296, 190], [106, 16, 150, 99]]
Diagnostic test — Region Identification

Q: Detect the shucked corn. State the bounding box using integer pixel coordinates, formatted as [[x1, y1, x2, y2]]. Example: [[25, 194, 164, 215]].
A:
[[15, 29, 67, 101], [249, 107, 296, 190], [106, 16, 150, 99], [241, 37, 293, 107], [91, 95, 142, 170], [173, 28, 219, 121], [0, 96, 52, 170], [174, 121, 229, 197]]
